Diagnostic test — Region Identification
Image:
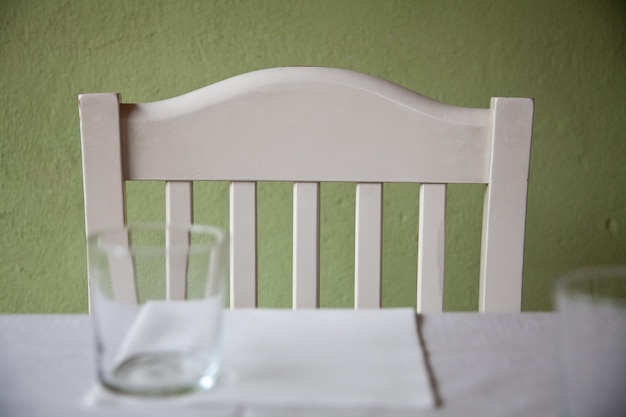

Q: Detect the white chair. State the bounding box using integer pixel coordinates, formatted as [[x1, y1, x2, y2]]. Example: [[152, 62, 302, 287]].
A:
[[79, 67, 533, 312]]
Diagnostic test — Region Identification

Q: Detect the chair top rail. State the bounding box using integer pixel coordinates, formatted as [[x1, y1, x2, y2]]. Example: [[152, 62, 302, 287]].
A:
[[84, 67, 511, 184], [118, 67, 490, 126]]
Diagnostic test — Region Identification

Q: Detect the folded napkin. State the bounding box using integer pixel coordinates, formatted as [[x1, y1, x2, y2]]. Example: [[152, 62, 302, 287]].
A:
[[86, 308, 434, 411], [115, 299, 221, 360]]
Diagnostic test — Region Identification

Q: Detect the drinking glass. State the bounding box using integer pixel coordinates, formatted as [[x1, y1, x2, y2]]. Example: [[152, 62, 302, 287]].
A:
[[554, 266, 626, 417], [87, 224, 228, 396]]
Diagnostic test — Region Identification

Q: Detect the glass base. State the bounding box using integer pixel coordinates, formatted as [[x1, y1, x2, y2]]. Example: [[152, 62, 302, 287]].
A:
[[101, 350, 221, 396]]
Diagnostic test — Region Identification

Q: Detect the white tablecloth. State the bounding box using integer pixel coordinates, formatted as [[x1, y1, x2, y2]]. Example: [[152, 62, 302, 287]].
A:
[[0, 311, 561, 417]]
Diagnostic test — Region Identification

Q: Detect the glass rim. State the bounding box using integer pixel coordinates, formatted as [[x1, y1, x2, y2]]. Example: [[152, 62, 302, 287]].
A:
[[554, 265, 626, 300], [87, 223, 227, 257]]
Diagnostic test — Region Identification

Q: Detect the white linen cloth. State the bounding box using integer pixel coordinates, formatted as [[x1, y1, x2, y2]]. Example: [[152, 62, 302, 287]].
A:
[[113, 299, 221, 362], [0, 313, 561, 417], [86, 308, 434, 410]]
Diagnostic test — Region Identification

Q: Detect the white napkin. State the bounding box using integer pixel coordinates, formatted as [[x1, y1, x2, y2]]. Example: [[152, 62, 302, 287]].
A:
[[86, 308, 434, 411], [115, 299, 221, 360]]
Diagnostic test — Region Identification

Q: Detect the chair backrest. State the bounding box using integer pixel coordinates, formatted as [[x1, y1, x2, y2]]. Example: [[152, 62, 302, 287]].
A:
[[79, 67, 533, 312]]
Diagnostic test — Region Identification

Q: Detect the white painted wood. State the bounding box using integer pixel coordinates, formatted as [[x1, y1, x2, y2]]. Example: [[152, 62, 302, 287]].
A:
[[79, 93, 137, 305], [293, 182, 320, 309], [80, 67, 534, 312], [119, 68, 490, 184], [229, 181, 257, 308], [354, 183, 383, 309], [479, 98, 534, 312], [417, 184, 447, 313], [104, 232, 137, 305], [79, 94, 126, 236], [165, 181, 193, 300], [166, 181, 194, 225]]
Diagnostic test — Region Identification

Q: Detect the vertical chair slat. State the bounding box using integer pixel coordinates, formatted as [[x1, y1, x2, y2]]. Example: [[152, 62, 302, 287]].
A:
[[229, 181, 258, 308], [165, 181, 193, 300], [354, 183, 383, 309], [417, 183, 447, 312], [293, 182, 320, 309]]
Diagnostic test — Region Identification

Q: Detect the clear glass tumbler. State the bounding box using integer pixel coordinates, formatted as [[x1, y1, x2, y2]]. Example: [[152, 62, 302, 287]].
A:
[[554, 266, 626, 417], [88, 223, 228, 396]]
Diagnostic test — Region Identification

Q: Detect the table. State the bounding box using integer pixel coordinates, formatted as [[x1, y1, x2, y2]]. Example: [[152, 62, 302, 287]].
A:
[[0, 312, 562, 417]]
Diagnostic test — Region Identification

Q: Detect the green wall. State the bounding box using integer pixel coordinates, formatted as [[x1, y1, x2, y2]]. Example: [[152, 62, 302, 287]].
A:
[[1, 0, 625, 313]]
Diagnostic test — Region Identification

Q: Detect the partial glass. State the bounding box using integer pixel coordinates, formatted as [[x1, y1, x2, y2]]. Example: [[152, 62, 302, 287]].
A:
[[88, 224, 228, 396], [554, 266, 626, 417]]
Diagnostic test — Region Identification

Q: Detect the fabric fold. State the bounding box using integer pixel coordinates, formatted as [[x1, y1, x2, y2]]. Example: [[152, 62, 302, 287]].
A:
[[86, 308, 434, 410]]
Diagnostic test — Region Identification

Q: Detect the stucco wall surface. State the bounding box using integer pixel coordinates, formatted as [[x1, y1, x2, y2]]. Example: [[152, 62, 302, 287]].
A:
[[1, 0, 625, 312]]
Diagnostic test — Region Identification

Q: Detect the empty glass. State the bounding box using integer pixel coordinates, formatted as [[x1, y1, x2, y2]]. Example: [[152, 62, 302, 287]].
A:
[[555, 266, 626, 417], [87, 224, 228, 396]]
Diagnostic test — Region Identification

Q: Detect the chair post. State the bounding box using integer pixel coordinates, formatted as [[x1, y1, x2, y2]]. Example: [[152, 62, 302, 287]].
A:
[[479, 97, 534, 312], [79, 93, 137, 308]]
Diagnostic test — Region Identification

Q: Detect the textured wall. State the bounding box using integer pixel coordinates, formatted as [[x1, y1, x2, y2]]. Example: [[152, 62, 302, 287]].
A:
[[1, 0, 624, 312]]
